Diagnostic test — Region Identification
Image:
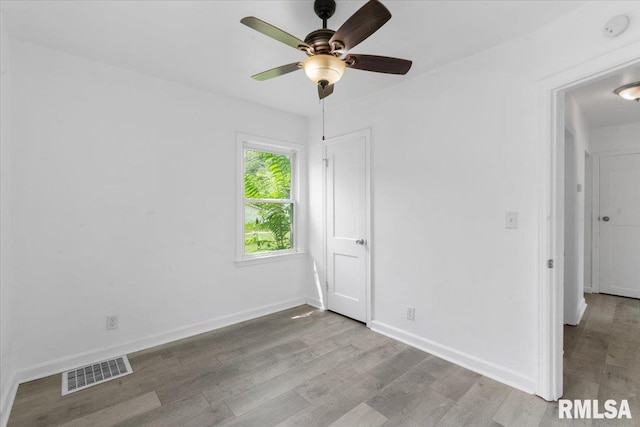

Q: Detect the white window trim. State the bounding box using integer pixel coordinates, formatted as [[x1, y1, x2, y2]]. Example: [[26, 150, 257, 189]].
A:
[[235, 133, 305, 266]]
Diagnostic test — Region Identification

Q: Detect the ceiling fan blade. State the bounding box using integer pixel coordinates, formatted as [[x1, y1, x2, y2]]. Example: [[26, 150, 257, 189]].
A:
[[241, 16, 309, 51], [346, 54, 412, 74], [329, 0, 391, 51], [251, 62, 302, 81], [318, 83, 335, 99]]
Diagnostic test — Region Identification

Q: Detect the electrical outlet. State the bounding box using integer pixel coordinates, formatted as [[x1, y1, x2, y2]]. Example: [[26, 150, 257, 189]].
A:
[[106, 315, 119, 330], [406, 306, 415, 321]]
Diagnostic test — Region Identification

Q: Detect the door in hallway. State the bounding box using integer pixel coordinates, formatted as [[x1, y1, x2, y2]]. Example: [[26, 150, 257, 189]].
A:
[[324, 130, 370, 322], [598, 152, 640, 299]]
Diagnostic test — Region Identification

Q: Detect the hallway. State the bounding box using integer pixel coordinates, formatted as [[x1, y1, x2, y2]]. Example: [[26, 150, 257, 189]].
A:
[[560, 293, 639, 425]]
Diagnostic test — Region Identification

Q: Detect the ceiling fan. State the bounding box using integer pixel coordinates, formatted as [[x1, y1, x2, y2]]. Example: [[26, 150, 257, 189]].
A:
[[241, 0, 412, 100]]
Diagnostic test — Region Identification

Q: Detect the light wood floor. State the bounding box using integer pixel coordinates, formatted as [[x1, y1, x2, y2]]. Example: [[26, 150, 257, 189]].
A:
[[7, 293, 640, 426]]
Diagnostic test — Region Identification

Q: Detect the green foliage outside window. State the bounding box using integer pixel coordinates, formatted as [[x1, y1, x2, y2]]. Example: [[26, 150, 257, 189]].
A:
[[244, 149, 293, 254]]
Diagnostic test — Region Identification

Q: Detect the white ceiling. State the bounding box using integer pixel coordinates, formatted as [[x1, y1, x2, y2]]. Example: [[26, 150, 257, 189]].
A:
[[568, 67, 640, 129], [1, 0, 586, 117]]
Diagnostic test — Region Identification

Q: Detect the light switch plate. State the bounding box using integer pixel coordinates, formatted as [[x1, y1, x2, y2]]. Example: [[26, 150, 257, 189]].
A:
[[505, 212, 518, 229]]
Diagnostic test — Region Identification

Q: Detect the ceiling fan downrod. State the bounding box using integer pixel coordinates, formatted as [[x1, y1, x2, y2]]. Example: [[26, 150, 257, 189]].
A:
[[314, 0, 336, 29]]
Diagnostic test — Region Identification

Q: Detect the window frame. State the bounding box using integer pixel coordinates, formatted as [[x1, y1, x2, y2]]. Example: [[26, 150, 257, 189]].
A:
[[236, 133, 303, 264]]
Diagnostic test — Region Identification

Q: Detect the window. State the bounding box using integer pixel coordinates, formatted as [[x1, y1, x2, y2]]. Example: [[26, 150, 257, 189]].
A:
[[237, 135, 301, 261]]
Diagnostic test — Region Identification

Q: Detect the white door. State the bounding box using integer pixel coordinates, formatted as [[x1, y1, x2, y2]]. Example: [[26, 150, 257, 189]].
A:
[[325, 130, 370, 323], [598, 152, 640, 299]]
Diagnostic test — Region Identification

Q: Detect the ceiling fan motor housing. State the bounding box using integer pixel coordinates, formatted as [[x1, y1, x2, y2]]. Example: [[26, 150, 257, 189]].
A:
[[304, 29, 336, 54]]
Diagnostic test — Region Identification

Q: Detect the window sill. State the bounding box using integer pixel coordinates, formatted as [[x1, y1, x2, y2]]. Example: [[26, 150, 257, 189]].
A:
[[235, 251, 307, 268]]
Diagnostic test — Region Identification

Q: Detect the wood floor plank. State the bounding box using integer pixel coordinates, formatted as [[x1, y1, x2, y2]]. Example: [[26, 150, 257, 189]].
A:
[[294, 338, 407, 404], [201, 338, 341, 406], [293, 356, 366, 403], [366, 357, 439, 419], [113, 393, 235, 427], [157, 339, 311, 405], [368, 346, 428, 386], [328, 402, 387, 427], [382, 388, 455, 427], [562, 373, 600, 400], [224, 345, 361, 416], [492, 389, 548, 427], [276, 374, 383, 427], [429, 365, 481, 401], [435, 377, 511, 427], [221, 390, 308, 427], [213, 312, 340, 364], [58, 391, 161, 427], [613, 298, 640, 328], [572, 330, 610, 364]]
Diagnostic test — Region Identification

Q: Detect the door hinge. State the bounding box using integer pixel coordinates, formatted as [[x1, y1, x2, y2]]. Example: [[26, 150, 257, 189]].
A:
[[322, 157, 328, 167], [324, 281, 328, 291], [547, 259, 554, 269]]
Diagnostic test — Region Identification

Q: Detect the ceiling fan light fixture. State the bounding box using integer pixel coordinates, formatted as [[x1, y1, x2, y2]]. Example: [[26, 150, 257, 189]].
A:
[[303, 54, 345, 86], [613, 81, 640, 101]]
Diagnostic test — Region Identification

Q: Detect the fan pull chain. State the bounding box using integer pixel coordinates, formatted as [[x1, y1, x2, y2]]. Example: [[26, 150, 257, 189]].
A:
[[322, 98, 326, 141]]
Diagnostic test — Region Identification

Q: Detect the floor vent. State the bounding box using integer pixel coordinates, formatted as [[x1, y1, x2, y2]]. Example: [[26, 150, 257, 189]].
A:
[[61, 355, 133, 396]]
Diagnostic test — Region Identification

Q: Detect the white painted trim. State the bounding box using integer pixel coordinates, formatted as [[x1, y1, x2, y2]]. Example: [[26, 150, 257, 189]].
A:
[[591, 151, 600, 294], [235, 251, 306, 267], [565, 297, 588, 326], [6, 297, 306, 401], [537, 41, 640, 402], [0, 374, 18, 427], [235, 133, 305, 263], [371, 321, 536, 394], [323, 129, 372, 327], [575, 299, 588, 325], [584, 286, 594, 294]]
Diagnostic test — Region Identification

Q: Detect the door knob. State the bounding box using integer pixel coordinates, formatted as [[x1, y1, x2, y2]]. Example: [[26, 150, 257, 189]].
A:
[[602, 216, 610, 222], [355, 238, 366, 245]]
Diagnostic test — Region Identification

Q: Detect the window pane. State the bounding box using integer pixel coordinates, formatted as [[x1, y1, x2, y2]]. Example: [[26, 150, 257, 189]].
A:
[[244, 149, 291, 199], [245, 203, 293, 254]]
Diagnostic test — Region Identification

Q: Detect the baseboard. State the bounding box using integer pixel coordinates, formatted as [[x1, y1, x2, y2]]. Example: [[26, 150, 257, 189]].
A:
[[576, 299, 588, 324], [10, 297, 307, 392], [306, 297, 324, 310], [1, 375, 18, 427], [371, 321, 536, 395], [584, 286, 594, 294]]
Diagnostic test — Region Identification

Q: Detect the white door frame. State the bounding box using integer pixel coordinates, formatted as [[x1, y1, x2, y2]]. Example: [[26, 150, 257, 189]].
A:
[[591, 148, 640, 295], [584, 150, 593, 294], [536, 42, 640, 401], [322, 128, 372, 327]]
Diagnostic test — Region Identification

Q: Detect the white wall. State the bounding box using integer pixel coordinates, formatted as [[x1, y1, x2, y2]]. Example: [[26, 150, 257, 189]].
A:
[[0, 12, 15, 426], [8, 41, 308, 381], [591, 121, 640, 153], [307, 1, 640, 394], [563, 94, 590, 325]]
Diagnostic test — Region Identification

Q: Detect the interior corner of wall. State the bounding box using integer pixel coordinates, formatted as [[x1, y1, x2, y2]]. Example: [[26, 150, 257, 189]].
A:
[[0, 372, 18, 427]]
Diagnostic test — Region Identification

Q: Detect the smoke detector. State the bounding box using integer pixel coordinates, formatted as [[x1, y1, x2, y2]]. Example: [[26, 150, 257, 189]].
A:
[[603, 15, 630, 38]]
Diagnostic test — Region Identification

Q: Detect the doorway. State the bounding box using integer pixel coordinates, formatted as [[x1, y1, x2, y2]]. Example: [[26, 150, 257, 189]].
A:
[[537, 47, 640, 401], [563, 129, 587, 326], [323, 129, 372, 325]]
